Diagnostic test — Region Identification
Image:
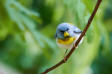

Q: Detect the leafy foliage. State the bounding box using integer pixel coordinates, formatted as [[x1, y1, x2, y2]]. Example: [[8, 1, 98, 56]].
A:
[[0, 0, 112, 74]]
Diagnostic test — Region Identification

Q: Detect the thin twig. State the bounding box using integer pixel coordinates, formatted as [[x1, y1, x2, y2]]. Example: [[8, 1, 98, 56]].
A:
[[41, 0, 102, 74]]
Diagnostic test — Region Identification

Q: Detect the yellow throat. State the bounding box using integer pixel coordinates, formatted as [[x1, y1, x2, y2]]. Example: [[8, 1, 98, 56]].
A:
[[57, 37, 76, 45], [64, 31, 69, 37]]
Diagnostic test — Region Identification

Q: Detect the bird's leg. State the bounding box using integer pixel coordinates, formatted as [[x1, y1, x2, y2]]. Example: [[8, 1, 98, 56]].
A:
[[63, 49, 68, 62]]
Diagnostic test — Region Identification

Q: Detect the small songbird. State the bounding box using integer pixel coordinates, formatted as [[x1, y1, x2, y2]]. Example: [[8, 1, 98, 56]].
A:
[[55, 23, 83, 54]]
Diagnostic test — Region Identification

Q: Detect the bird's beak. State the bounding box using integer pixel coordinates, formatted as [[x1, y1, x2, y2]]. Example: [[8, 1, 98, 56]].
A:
[[64, 31, 69, 37]]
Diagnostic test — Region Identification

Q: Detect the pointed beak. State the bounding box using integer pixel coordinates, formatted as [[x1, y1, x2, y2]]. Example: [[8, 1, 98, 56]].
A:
[[64, 31, 69, 37]]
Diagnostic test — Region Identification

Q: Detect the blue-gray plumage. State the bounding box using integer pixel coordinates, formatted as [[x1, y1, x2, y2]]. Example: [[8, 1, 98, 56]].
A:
[[55, 23, 83, 49], [55, 23, 82, 39]]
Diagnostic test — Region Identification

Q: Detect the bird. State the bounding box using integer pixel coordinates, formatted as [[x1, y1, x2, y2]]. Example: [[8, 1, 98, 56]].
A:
[[55, 23, 83, 56]]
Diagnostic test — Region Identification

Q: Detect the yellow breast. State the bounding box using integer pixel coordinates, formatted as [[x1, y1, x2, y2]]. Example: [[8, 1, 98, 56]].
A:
[[57, 37, 76, 45]]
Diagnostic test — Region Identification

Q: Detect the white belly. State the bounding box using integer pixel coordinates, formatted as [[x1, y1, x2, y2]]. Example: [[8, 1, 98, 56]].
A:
[[56, 35, 83, 49], [56, 40, 74, 49]]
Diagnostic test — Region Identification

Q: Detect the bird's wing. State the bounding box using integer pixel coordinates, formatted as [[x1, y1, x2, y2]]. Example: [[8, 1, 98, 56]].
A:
[[73, 26, 82, 34]]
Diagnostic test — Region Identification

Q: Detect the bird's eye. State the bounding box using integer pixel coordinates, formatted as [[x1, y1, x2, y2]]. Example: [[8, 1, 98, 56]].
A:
[[59, 28, 69, 33], [60, 30, 64, 33], [66, 28, 69, 31]]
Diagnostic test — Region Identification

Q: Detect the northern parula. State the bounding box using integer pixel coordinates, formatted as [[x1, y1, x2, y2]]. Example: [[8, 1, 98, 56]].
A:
[[55, 23, 83, 50]]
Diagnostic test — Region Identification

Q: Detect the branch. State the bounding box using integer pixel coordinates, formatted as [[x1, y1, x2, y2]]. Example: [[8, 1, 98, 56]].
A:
[[41, 0, 102, 74]]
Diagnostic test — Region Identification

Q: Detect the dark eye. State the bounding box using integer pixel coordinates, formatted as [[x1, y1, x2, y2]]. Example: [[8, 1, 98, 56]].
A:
[[59, 28, 69, 33], [60, 30, 64, 33], [66, 28, 69, 31]]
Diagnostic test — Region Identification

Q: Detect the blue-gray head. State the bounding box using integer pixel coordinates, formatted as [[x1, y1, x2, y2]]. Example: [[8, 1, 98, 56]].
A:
[[55, 23, 82, 39]]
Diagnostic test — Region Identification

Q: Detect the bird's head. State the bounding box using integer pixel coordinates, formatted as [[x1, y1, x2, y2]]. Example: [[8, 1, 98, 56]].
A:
[[55, 23, 75, 39]]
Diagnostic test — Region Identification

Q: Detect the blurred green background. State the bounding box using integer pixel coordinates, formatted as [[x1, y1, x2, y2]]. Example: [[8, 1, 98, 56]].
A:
[[0, 0, 112, 74]]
